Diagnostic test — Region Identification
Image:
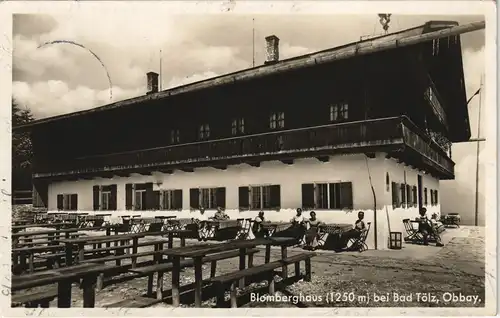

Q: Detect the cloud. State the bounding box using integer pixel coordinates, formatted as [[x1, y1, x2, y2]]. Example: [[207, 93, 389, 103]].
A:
[[13, 80, 144, 118]]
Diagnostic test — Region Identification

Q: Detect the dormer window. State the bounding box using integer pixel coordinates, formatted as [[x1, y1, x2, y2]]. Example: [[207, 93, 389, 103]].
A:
[[330, 103, 349, 122], [199, 124, 210, 140], [170, 129, 180, 144], [269, 112, 284, 129]]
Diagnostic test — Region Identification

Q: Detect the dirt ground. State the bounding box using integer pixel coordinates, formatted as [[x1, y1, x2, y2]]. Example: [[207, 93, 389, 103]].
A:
[[18, 226, 485, 308]]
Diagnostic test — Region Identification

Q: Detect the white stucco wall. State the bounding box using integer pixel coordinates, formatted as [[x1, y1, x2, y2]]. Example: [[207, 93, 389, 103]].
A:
[[47, 153, 440, 250]]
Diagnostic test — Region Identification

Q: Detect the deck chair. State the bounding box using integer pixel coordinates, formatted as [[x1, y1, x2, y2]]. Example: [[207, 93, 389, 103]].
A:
[[403, 218, 423, 242], [347, 222, 371, 252]]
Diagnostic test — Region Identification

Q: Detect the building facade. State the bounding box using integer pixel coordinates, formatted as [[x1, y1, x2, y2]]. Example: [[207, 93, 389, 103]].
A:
[[16, 21, 471, 249]]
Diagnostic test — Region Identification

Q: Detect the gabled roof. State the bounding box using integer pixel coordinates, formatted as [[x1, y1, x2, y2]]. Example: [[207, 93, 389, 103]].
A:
[[14, 20, 460, 131]]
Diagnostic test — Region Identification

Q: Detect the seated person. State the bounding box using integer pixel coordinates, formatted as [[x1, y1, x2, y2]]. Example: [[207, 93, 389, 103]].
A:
[[304, 211, 324, 250], [290, 208, 305, 226], [213, 207, 229, 221], [338, 211, 366, 250], [417, 208, 444, 247], [287, 208, 307, 242], [252, 211, 266, 238], [193, 207, 209, 241]]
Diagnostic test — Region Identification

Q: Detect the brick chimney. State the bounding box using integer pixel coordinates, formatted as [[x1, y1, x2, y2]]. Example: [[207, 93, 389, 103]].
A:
[[146, 72, 159, 94], [265, 35, 280, 64]]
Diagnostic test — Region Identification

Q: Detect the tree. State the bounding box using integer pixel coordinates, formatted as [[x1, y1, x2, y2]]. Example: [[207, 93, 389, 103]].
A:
[[12, 98, 34, 170]]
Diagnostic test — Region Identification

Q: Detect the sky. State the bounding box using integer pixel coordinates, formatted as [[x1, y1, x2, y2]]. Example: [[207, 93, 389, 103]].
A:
[[11, 13, 487, 223]]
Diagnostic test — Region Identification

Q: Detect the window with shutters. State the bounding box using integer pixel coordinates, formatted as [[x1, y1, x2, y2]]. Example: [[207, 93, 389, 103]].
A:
[[301, 182, 353, 210], [231, 118, 245, 135], [269, 112, 284, 129], [424, 188, 428, 205], [249, 185, 273, 210], [194, 187, 225, 210], [239, 185, 280, 210], [58, 193, 77, 211], [199, 124, 210, 139], [94, 185, 117, 211], [161, 189, 183, 210]]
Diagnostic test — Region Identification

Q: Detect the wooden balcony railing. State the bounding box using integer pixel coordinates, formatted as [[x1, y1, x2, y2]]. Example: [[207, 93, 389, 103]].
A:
[[34, 116, 454, 178]]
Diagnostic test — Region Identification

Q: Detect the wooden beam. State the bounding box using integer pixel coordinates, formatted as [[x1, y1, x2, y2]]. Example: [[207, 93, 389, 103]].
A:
[[365, 152, 376, 159], [137, 171, 152, 176], [100, 173, 114, 179], [79, 176, 94, 180], [115, 171, 130, 177], [180, 168, 194, 173], [280, 159, 294, 165], [315, 156, 329, 163]]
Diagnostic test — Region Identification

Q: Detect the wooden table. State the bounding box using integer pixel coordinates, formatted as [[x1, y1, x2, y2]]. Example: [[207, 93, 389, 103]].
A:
[[200, 219, 241, 239], [11, 222, 75, 233], [320, 223, 353, 235], [166, 218, 193, 230], [12, 263, 118, 307], [60, 232, 148, 266], [161, 236, 296, 307]]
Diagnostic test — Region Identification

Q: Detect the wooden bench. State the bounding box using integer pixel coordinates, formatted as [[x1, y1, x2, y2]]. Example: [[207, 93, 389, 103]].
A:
[[210, 252, 316, 308], [12, 263, 118, 308], [127, 248, 260, 300], [11, 289, 58, 308]]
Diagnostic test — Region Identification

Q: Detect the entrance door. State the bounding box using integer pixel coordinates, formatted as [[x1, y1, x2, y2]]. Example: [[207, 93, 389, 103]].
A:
[[417, 175, 423, 211]]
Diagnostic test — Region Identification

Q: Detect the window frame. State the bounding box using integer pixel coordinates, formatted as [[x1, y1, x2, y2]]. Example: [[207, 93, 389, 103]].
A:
[[269, 112, 285, 130], [231, 117, 245, 135], [199, 123, 210, 140], [100, 190, 112, 211], [329, 102, 349, 122]]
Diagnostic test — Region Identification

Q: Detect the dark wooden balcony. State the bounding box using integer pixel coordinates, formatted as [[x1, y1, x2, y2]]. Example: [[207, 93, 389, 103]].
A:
[[33, 116, 455, 180]]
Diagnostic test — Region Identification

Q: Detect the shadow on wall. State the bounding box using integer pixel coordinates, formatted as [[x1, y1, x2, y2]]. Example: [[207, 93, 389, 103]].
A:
[[441, 180, 485, 226]]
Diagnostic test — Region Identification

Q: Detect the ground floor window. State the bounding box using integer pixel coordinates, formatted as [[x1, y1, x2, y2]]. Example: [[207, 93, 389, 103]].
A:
[[391, 182, 418, 209], [57, 193, 78, 211], [301, 182, 353, 210], [93, 185, 117, 211], [430, 189, 439, 206], [161, 189, 183, 210], [125, 183, 153, 211], [238, 185, 280, 210], [190, 187, 226, 210]]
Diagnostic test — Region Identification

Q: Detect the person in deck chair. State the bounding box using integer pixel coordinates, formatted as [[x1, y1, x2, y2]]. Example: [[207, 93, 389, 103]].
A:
[[213, 207, 229, 221], [304, 211, 324, 250], [193, 207, 209, 241], [252, 211, 266, 238], [290, 208, 305, 225], [417, 207, 444, 247], [338, 211, 366, 250]]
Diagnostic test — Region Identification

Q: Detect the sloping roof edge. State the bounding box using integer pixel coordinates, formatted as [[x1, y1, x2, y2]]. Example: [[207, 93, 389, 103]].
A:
[[14, 20, 461, 131]]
